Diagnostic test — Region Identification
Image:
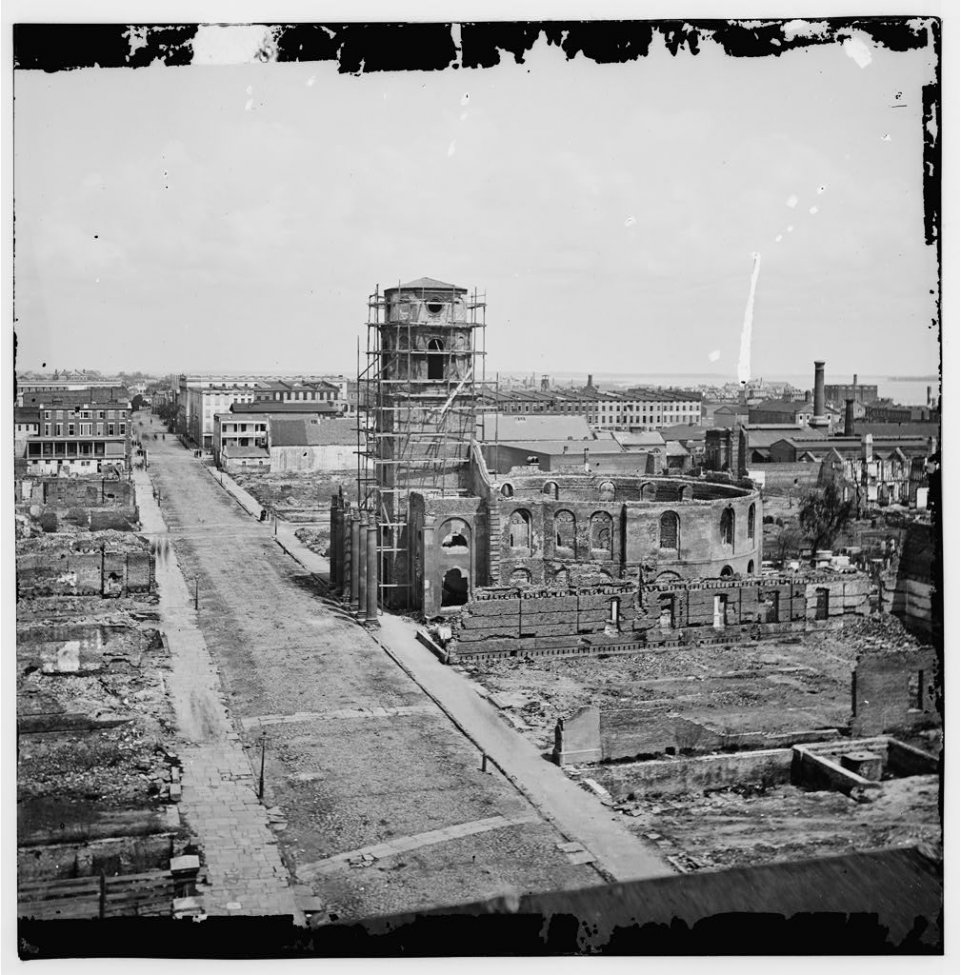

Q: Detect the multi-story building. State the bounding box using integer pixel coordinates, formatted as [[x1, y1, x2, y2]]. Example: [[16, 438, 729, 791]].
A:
[[185, 384, 258, 450], [22, 396, 131, 474], [822, 375, 879, 406], [252, 379, 341, 407], [212, 413, 270, 471], [748, 397, 814, 426], [584, 389, 702, 431]]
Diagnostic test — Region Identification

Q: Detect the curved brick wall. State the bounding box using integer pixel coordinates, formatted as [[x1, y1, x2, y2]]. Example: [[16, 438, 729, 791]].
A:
[[495, 475, 762, 584]]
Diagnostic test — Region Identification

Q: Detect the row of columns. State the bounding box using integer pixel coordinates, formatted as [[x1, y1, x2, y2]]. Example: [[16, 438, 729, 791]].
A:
[[330, 494, 379, 628]]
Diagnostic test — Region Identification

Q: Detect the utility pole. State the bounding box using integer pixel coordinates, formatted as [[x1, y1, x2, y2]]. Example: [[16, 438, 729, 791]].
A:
[[258, 732, 267, 800]]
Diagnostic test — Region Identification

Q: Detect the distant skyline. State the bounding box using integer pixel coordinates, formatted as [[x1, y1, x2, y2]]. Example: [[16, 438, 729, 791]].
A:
[[13, 21, 941, 378]]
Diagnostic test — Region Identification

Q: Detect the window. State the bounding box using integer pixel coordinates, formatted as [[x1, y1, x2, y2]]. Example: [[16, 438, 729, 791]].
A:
[[119, 423, 126, 434], [427, 338, 445, 380], [442, 567, 469, 606], [509, 568, 531, 587], [748, 503, 756, 540], [659, 511, 679, 549], [554, 510, 576, 555], [598, 481, 615, 502], [508, 510, 532, 554], [720, 508, 735, 546], [590, 512, 614, 557]]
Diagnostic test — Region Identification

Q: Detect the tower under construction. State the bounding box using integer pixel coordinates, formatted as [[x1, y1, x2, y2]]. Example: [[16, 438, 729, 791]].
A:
[[357, 276, 486, 608]]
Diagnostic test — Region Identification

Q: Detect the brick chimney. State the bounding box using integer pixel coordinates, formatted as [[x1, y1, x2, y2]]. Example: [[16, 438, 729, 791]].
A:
[[844, 398, 855, 436], [811, 360, 828, 428]]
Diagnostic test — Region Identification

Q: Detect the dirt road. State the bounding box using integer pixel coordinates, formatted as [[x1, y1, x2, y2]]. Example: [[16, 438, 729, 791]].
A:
[[140, 420, 603, 921]]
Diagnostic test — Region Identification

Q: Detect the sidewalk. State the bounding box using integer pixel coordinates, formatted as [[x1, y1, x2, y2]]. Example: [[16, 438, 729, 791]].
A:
[[246, 480, 673, 884], [205, 464, 332, 577], [133, 466, 303, 920]]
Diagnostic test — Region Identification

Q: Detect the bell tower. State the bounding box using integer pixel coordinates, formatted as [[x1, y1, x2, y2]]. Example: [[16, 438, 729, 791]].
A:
[[359, 276, 486, 607]]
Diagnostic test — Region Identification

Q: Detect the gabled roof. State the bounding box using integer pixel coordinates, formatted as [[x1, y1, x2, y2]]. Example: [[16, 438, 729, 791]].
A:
[[270, 418, 357, 447], [611, 430, 666, 449], [497, 440, 625, 456], [750, 399, 811, 414], [659, 424, 709, 442], [477, 413, 594, 442]]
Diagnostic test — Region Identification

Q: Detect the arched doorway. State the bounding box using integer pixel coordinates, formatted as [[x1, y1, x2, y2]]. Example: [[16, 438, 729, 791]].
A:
[[441, 567, 468, 606]]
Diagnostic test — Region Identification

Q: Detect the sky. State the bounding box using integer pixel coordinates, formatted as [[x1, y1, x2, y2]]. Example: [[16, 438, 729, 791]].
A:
[[12, 20, 942, 381]]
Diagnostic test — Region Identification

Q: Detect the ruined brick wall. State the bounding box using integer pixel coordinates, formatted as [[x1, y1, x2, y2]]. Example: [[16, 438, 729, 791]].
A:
[[851, 646, 939, 736], [17, 477, 140, 530], [448, 573, 871, 661], [494, 476, 762, 586], [16, 551, 156, 597]]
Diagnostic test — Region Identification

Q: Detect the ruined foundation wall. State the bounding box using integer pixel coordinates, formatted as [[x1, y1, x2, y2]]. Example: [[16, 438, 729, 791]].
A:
[[448, 574, 872, 661], [851, 646, 940, 736]]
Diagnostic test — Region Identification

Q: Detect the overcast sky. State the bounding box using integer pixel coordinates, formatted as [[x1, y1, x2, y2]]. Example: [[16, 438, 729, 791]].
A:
[[13, 22, 940, 380]]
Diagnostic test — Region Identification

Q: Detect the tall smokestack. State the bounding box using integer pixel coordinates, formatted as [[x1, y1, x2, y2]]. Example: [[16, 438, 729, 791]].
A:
[[586, 374, 593, 390], [844, 398, 855, 436], [926, 385, 932, 406], [811, 360, 828, 427]]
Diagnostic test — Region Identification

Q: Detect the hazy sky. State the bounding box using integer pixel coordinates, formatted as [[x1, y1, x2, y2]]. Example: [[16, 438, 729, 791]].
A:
[[13, 21, 941, 379]]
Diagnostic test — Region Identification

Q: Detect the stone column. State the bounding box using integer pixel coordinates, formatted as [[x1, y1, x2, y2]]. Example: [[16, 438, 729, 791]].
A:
[[349, 509, 360, 612], [357, 509, 369, 623], [329, 495, 341, 591], [421, 515, 437, 616], [366, 515, 379, 626], [342, 503, 352, 603]]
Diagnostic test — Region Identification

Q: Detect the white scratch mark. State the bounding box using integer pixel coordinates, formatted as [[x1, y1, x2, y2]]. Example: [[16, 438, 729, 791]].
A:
[[246, 85, 253, 95], [843, 35, 873, 69], [775, 235, 783, 243], [460, 92, 470, 106], [307, 75, 316, 87], [624, 216, 637, 228], [737, 252, 762, 386], [809, 206, 819, 215], [786, 194, 798, 208], [817, 185, 826, 194], [244, 98, 254, 112], [447, 140, 456, 158], [708, 349, 721, 363], [787, 225, 794, 233], [881, 133, 892, 141]]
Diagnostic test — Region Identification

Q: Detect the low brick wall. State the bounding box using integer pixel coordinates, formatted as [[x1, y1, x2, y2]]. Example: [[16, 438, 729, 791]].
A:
[[16, 552, 155, 597], [449, 574, 872, 662], [851, 646, 939, 736], [597, 748, 795, 800]]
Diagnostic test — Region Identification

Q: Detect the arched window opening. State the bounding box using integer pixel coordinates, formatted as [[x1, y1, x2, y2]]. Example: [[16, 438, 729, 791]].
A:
[[720, 507, 735, 546], [426, 302, 445, 316], [747, 559, 755, 575], [441, 567, 469, 606], [659, 511, 679, 550], [641, 483, 656, 501], [678, 484, 694, 501], [658, 594, 675, 629], [542, 481, 559, 499], [599, 481, 616, 502], [441, 532, 469, 551], [748, 503, 756, 540], [509, 509, 532, 554], [590, 512, 614, 558], [554, 510, 576, 556], [553, 568, 570, 589], [427, 338, 445, 380], [509, 568, 532, 588], [720, 565, 734, 578], [500, 483, 514, 498]]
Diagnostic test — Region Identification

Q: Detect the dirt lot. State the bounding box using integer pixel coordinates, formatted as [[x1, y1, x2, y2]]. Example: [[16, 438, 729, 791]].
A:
[[459, 616, 927, 755], [598, 776, 942, 873], [233, 471, 352, 555]]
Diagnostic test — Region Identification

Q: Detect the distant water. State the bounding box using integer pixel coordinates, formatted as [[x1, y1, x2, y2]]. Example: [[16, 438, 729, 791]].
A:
[[545, 372, 940, 406]]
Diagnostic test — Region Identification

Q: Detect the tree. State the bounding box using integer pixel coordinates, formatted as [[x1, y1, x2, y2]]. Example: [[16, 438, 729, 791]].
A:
[[798, 481, 853, 552]]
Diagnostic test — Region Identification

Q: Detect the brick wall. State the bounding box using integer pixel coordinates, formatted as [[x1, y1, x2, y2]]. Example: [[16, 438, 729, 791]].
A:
[[851, 646, 940, 736], [16, 551, 156, 597], [448, 574, 872, 661]]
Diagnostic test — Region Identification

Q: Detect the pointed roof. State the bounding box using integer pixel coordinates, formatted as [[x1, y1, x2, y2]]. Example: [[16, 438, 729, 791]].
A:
[[393, 276, 465, 292]]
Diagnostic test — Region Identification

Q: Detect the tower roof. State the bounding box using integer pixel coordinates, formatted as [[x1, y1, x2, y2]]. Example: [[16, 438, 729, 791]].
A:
[[392, 276, 465, 292]]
